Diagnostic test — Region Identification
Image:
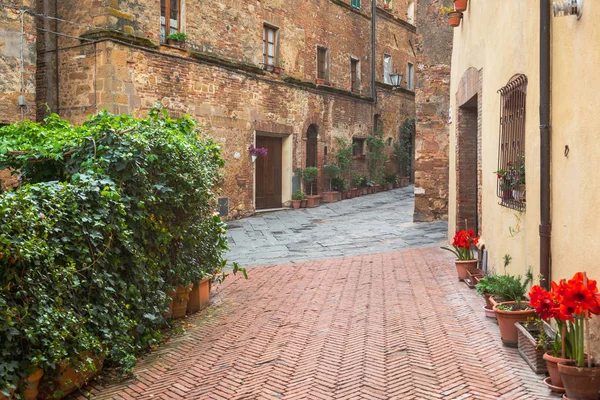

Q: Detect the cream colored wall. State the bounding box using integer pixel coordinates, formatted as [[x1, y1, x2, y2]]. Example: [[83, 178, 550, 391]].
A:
[[449, 0, 600, 356], [448, 1, 540, 278]]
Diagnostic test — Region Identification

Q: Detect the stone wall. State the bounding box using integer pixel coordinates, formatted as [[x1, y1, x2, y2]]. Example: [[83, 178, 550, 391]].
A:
[[413, 0, 452, 222]]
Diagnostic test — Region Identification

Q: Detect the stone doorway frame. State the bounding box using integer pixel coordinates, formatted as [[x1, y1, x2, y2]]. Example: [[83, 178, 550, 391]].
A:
[[455, 67, 483, 234]]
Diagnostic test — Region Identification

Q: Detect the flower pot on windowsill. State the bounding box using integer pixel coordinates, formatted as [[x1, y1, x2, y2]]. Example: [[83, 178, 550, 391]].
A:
[[493, 302, 537, 347], [292, 200, 301, 209], [167, 39, 185, 48], [557, 362, 600, 400], [502, 189, 513, 200], [383, 3, 391, 11], [448, 11, 463, 27], [251, 154, 258, 163], [187, 278, 210, 314], [316, 78, 331, 86], [454, 0, 468, 12]]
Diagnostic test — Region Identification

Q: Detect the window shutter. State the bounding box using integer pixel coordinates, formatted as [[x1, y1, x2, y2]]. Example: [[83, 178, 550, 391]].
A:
[[351, 0, 361, 9]]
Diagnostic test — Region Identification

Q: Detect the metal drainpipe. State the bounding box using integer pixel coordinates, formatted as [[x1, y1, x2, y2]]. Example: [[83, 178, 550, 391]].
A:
[[371, 0, 377, 105], [539, 0, 551, 289], [55, 0, 60, 114]]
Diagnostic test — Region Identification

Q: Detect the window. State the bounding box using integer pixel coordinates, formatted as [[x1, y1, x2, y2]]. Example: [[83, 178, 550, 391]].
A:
[[407, 0, 415, 24], [160, 0, 180, 42], [406, 62, 414, 90], [387, 137, 393, 146], [351, 0, 361, 10], [497, 74, 527, 211], [317, 47, 329, 81], [263, 25, 279, 66], [352, 138, 365, 156], [374, 114, 382, 133], [350, 58, 360, 92], [383, 54, 392, 84], [384, 0, 393, 10]]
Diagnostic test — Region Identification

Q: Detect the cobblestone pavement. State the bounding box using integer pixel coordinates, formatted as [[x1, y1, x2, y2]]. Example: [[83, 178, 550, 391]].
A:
[[79, 247, 557, 400], [225, 186, 448, 267]]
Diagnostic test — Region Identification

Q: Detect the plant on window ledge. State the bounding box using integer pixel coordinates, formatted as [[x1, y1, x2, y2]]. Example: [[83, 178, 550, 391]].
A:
[[166, 33, 188, 48], [495, 167, 512, 199]]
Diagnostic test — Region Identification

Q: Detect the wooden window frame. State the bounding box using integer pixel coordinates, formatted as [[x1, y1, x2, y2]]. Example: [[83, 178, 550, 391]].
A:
[[317, 46, 329, 82], [161, 0, 181, 42], [263, 24, 279, 67]]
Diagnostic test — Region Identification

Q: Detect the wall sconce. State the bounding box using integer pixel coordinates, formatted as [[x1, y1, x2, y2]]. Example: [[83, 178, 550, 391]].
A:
[[390, 71, 403, 89], [553, 0, 583, 19]]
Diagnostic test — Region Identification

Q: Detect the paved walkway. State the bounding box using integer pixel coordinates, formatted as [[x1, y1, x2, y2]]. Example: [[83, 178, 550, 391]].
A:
[[225, 186, 447, 267], [79, 248, 557, 400]]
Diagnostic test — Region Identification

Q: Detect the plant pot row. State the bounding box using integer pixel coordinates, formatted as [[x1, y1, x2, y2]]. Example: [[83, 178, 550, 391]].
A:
[[165, 278, 211, 320], [448, 0, 468, 27]]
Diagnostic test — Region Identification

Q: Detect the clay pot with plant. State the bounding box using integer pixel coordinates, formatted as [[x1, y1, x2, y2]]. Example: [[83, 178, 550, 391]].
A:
[[322, 165, 341, 203], [166, 32, 188, 48], [441, 229, 479, 281], [292, 189, 305, 209], [491, 267, 536, 347], [447, 11, 463, 27], [530, 273, 600, 397], [303, 166, 320, 207], [476, 275, 501, 318]]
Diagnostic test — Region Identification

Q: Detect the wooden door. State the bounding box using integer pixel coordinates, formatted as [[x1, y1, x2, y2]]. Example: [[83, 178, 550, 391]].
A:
[[255, 136, 282, 209]]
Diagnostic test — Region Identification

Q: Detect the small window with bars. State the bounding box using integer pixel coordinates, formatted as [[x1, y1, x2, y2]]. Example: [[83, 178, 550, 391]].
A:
[[160, 0, 180, 43], [496, 74, 527, 211], [263, 25, 279, 67], [350, 58, 360, 92], [317, 47, 329, 82]]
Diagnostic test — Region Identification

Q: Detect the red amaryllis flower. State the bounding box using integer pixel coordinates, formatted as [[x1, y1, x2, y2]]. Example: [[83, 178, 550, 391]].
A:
[[569, 272, 599, 294], [529, 285, 559, 321], [561, 279, 600, 315]]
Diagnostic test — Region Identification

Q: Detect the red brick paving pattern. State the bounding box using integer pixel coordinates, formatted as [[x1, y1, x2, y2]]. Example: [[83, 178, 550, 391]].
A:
[[77, 247, 558, 400]]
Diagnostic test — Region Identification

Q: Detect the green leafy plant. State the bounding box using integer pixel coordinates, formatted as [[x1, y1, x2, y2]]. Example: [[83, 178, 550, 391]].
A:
[[481, 269, 533, 309], [0, 109, 245, 395], [335, 138, 354, 190], [302, 166, 318, 196], [322, 165, 341, 191], [331, 177, 346, 192], [384, 172, 398, 184], [292, 190, 305, 201], [394, 118, 414, 177], [166, 32, 188, 42], [366, 128, 386, 184]]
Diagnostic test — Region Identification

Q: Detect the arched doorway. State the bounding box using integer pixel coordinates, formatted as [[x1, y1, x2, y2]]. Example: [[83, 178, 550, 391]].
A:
[[306, 125, 318, 195]]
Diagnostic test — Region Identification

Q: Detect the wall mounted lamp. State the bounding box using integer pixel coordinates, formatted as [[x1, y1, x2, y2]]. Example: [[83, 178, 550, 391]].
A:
[[553, 0, 583, 19]]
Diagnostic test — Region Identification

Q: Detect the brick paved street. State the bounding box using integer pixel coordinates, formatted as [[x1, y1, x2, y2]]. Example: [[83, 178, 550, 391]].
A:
[[78, 247, 557, 400], [225, 187, 447, 267]]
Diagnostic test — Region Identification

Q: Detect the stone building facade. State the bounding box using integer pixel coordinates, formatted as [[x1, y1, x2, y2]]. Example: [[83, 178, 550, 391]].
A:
[[413, 0, 452, 222], [15, 0, 418, 218]]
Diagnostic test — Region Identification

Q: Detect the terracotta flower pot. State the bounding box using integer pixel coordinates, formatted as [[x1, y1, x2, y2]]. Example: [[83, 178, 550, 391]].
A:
[[187, 278, 210, 314], [544, 351, 572, 388], [22, 368, 43, 400], [387, 182, 394, 190], [322, 192, 338, 203], [454, 259, 478, 281], [301, 199, 307, 208], [558, 362, 600, 400], [493, 301, 536, 347], [305, 196, 317, 208], [482, 305, 496, 319], [41, 352, 105, 398], [454, 0, 468, 12], [314, 196, 321, 207], [292, 200, 301, 209], [448, 11, 463, 27], [167, 284, 193, 319]]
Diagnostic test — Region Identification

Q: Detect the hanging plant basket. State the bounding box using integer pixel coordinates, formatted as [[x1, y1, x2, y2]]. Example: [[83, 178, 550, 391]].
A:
[[454, 0, 468, 12], [448, 11, 463, 27]]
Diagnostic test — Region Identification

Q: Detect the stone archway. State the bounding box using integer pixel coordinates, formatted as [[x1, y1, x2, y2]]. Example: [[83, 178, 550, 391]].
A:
[[455, 67, 483, 233]]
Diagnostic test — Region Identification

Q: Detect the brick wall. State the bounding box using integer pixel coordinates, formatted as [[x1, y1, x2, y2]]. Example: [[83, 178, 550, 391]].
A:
[[413, 0, 452, 222], [29, 0, 416, 217]]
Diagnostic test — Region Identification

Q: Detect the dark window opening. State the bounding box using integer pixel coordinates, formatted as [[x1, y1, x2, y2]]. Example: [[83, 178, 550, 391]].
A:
[[496, 74, 527, 211], [352, 138, 365, 156], [160, 0, 180, 42]]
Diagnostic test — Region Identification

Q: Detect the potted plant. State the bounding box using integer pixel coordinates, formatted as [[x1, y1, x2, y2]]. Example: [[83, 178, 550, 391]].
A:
[[476, 275, 500, 318], [515, 318, 555, 374], [187, 276, 211, 314], [454, 0, 468, 12], [531, 272, 600, 399], [292, 189, 304, 209], [303, 166, 320, 207], [332, 177, 346, 201], [249, 144, 268, 163], [165, 278, 193, 319], [448, 10, 463, 27], [384, 173, 397, 190], [441, 229, 479, 281], [322, 165, 341, 203], [492, 269, 535, 347], [494, 168, 513, 200], [166, 32, 188, 48]]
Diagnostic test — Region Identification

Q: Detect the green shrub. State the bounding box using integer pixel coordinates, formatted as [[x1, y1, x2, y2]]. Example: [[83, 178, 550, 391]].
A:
[[302, 166, 318, 195], [0, 109, 242, 394], [292, 190, 305, 200], [322, 165, 340, 191], [166, 32, 188, 42], [331, 177, 346, 192]]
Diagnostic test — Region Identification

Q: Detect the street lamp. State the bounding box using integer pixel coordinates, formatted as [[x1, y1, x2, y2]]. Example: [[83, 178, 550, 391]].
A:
[[390, 71, 403, 89]]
